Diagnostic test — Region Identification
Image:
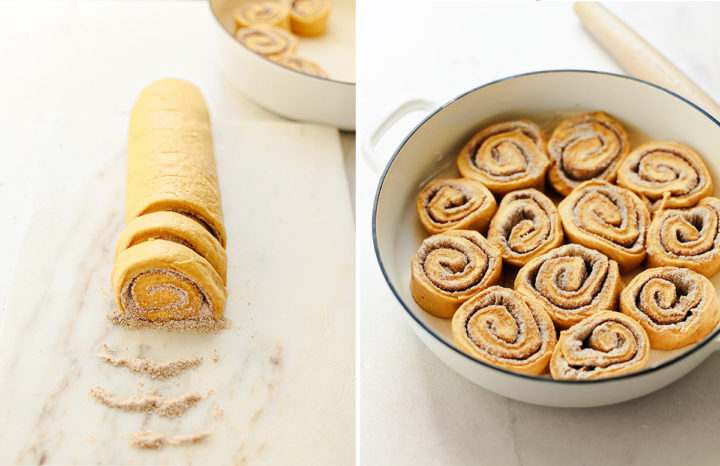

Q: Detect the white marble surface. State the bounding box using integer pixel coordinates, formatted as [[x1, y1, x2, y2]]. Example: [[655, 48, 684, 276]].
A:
[[0, 117, 354, 465], [0, 1, 354, 464], [357, 2, 720, 465]]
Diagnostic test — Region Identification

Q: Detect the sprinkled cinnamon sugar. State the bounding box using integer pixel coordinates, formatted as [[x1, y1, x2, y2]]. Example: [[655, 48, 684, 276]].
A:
[[211, 349, 220, 363], [129, 430, 211, 449], [108, 311, 231, 332], [89, 386, 204, 417], [97, 344, 202, 378]]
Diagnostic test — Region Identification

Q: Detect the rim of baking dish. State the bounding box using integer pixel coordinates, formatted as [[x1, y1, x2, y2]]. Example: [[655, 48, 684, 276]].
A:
[[372, 69, 720, 385], [208, 1, 356, 87]]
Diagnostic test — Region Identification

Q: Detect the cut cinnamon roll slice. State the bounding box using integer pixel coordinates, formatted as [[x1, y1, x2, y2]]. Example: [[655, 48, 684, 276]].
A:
[[550, 311, 650, 380], [487, 188, 562, 266], [620, 267, 720, 350], [410, 230, 502, 318], [616, 141, 713, 210], [113, 240, 226, 321], [276, 56, 329, 78], [558, 179, 650, 272], [547, 111, 630, 196], [289, 0, 330, 37], [416, 177, 497, 235], [451, 286, 556, 375], [233, 2, 291, 31], [515, 244, 623, 328], [234, 26, 297, 61], [646, 197, 720, 277], [456, 120, 550, 195]]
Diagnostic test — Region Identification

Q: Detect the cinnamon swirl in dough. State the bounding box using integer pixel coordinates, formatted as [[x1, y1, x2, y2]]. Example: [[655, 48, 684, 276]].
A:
[[515, 244, 623, 328], [550, 311, 650, 380], [234, 26, 297, 61], [547, 111, 630, 195], [617, 141, 713, 211], [487, 188, 562, 266], [457, 120, 550, 195], [451, 286, 556, 375], [558, 179, 650, 272], [646, 197, 720, 276], [234, 2, 291, 31], [620, 267, 720, 349], [276, 56, 329, 78], [411, 230, 502, 318], [416, 177, 497, 235]]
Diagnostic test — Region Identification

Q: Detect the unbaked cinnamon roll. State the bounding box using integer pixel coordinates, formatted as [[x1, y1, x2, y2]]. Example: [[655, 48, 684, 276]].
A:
[[550, 311, 650, 380], [620, 267, 720, 350], [410, 230, 502, 318], [487, 188, 562, 266], [233, 2, 291, 31], [456, 120, 550, 195], [646, 197, 720, 277], [547, 111, 630, 196], [616, 141, 713, 211], [451, 286, 556, 375], [276, 56, 329, 78], [289, 0, 330, 37], [234, 26, 297, 61], [515, 244, 623, 328], [558, 179, 650, 272], [416, 177, 497, 235]]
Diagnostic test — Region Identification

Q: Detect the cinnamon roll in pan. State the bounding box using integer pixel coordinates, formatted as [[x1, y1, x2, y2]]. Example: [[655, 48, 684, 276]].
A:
[[457, 120, 550, 195], [416, 177, 496, 235], [451, 286, 556, 375], [410, 230, 502, 318]]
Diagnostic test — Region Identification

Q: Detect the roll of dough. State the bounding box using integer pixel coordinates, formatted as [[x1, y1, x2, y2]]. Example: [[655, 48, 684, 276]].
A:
[[126, 78, 226, 247], [112, 79, 228, 322]]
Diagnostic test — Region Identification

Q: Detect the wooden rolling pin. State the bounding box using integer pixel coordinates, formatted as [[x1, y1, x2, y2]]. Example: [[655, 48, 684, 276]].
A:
[[574, 2, 720, 121]]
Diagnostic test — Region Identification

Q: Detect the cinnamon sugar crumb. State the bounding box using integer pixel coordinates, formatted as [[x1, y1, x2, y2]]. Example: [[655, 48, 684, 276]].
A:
[[129, 430, 211, 449], [211, 406, 225, 419], [211, 349, 220, 363], [97, 344, 202, 378], [108, 311, 232, 333], [89, 386, 203, 417]]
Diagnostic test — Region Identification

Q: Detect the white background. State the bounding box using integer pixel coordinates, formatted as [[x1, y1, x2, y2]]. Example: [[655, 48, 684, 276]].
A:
[[357, 2, 720, 465]]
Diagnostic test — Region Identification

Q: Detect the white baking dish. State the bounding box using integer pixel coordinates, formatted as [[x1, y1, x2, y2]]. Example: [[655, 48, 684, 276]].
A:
[[368, 70, 720, 407], [209, 0, 355, 130]]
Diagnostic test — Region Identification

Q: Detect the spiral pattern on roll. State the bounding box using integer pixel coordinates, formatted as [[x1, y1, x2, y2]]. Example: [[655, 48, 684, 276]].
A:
[[620, 267, 720, 350], [457, 120, 550, 195], [416, 177, 497, 235], [276, 56, 329, 78], [550, 311, 650, 380], [410, 230, 502, 318], [234, 26, 297, 61], [547, 111, 630, 195], [451, 286, 556, 375], [646, 197, 720, 276], [558, 179, 650, 272], [234, 2, 290, 30], [488, 188, 562, 266], [514, 244, 623, 328], [617, 141, 713, 210]]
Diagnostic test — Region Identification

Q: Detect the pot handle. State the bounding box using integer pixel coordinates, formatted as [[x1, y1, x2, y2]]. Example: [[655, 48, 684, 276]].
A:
[[361, 99, 437, 175]]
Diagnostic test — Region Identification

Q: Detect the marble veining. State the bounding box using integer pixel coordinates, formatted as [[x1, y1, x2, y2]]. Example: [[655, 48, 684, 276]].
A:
[[0, 119, 354, 465]]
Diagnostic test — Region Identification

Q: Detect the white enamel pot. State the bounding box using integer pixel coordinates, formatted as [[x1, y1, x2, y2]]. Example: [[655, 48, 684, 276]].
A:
[[367, 70, 720, 408], [209, 0, 355, 130]]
